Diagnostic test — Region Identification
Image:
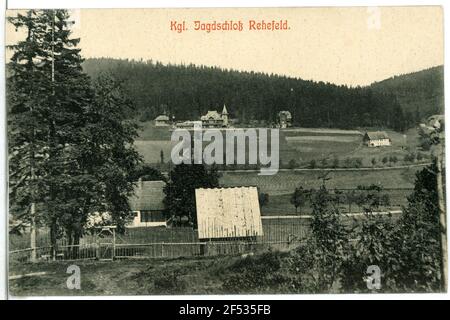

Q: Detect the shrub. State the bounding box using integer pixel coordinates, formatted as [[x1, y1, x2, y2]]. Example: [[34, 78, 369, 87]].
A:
[[371, 157, 377, 166], [404, 153, 415, 163], [153, 270, 187, 294], [354, 158, 363, 168], [288, 159, 299, 169], [332, 157, 339, 168], [416, 152, 424, 161], [389, 155, 398, 164], [344, 158, 352, 168], [222, 251, 288, 293]]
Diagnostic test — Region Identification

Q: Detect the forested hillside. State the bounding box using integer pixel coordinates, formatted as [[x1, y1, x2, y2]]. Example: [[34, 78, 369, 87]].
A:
[[82, 58, 443, 131], [371, 65, 444, 120]]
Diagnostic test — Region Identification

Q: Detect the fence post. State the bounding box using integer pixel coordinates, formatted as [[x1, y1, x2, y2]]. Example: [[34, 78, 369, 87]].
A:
[[112, 228, 116, 260], [30, 203, 37, 262], [95, 233, 99, 260]]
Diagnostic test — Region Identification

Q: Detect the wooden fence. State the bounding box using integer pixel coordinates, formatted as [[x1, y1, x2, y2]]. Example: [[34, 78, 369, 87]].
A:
[[9, 217, 311, 263], [9, 212, 400, 263]]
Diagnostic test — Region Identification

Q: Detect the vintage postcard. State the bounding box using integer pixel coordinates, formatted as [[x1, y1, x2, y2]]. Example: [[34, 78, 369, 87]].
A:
[[5, 6, 446, 297]]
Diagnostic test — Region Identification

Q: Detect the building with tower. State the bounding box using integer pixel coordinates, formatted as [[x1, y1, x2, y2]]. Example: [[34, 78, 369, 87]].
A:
[[200, 105, 229, 128]]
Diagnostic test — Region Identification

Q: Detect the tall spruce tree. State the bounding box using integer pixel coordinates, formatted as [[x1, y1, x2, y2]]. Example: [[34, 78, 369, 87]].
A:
[[34, 10, 94, 255], [8, 10, 141, 258], [7, 11, 51, 259]]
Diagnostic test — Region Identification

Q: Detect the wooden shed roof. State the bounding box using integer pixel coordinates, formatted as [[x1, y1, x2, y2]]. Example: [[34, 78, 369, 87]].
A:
[[195, 187, 263, 239]]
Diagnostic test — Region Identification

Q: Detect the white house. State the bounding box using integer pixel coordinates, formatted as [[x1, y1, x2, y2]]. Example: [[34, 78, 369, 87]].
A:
[[128, 180, 167, 227], [363, 131, 391, 147], [154, 115, 170, 127]]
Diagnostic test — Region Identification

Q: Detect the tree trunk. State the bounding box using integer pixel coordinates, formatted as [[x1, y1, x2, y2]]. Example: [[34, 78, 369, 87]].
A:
[[436, 152, 447, 292]]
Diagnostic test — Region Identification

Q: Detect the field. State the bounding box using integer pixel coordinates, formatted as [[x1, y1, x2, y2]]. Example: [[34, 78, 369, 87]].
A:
[[219, 166, 421, 214], [281, 128, 363, 163], [134, 122, 424, 168], [131, 122, 426, 214], [134, 140, 177, 164], [134, 123, 364, 164], [220, 166, 419, 193]]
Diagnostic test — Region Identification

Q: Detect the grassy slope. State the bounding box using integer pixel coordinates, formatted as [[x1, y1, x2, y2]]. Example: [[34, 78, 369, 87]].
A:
[[9, 249, 330, 296]]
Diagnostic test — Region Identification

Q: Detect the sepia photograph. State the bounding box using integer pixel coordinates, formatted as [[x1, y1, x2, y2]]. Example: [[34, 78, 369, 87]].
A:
[[2, 3, 447, 299]]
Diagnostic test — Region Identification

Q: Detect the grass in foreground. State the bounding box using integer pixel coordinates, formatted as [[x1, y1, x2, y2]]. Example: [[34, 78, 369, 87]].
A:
[[9, 250, 300, 296]]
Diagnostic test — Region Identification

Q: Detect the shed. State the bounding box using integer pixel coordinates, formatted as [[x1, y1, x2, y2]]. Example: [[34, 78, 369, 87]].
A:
[[128, 180, 166, 227], [195, 187, 263, 240], [363, 131, 391, 147]]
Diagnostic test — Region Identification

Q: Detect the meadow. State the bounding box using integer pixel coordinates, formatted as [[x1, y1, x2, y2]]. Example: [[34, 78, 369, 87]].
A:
[[134, 122, 424, 168], [219, 167, 420, 214], [131, 122, 425, 214]]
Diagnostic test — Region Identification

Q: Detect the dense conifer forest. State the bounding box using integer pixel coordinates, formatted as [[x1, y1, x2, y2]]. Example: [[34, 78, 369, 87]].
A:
[[371, 65, 444, 120], [82, 58, 443, 131]]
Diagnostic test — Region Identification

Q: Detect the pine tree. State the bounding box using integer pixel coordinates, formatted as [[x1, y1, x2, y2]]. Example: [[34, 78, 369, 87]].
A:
[[32, 10, 94, 256], [8, 10, 141, 258], [7, 10, 50, 260]]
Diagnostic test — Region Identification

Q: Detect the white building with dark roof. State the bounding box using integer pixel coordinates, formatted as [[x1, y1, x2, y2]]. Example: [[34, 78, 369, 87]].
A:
[[154, 115, 170, 126], [363, 131, 391, 147]]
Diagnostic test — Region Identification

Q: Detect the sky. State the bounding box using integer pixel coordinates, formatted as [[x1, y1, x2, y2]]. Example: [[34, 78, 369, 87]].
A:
[[5, 6, 444, 86]]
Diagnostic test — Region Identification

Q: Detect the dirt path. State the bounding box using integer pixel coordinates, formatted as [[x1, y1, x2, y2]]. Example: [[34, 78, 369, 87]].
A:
[[215, 162, 431, 173]]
